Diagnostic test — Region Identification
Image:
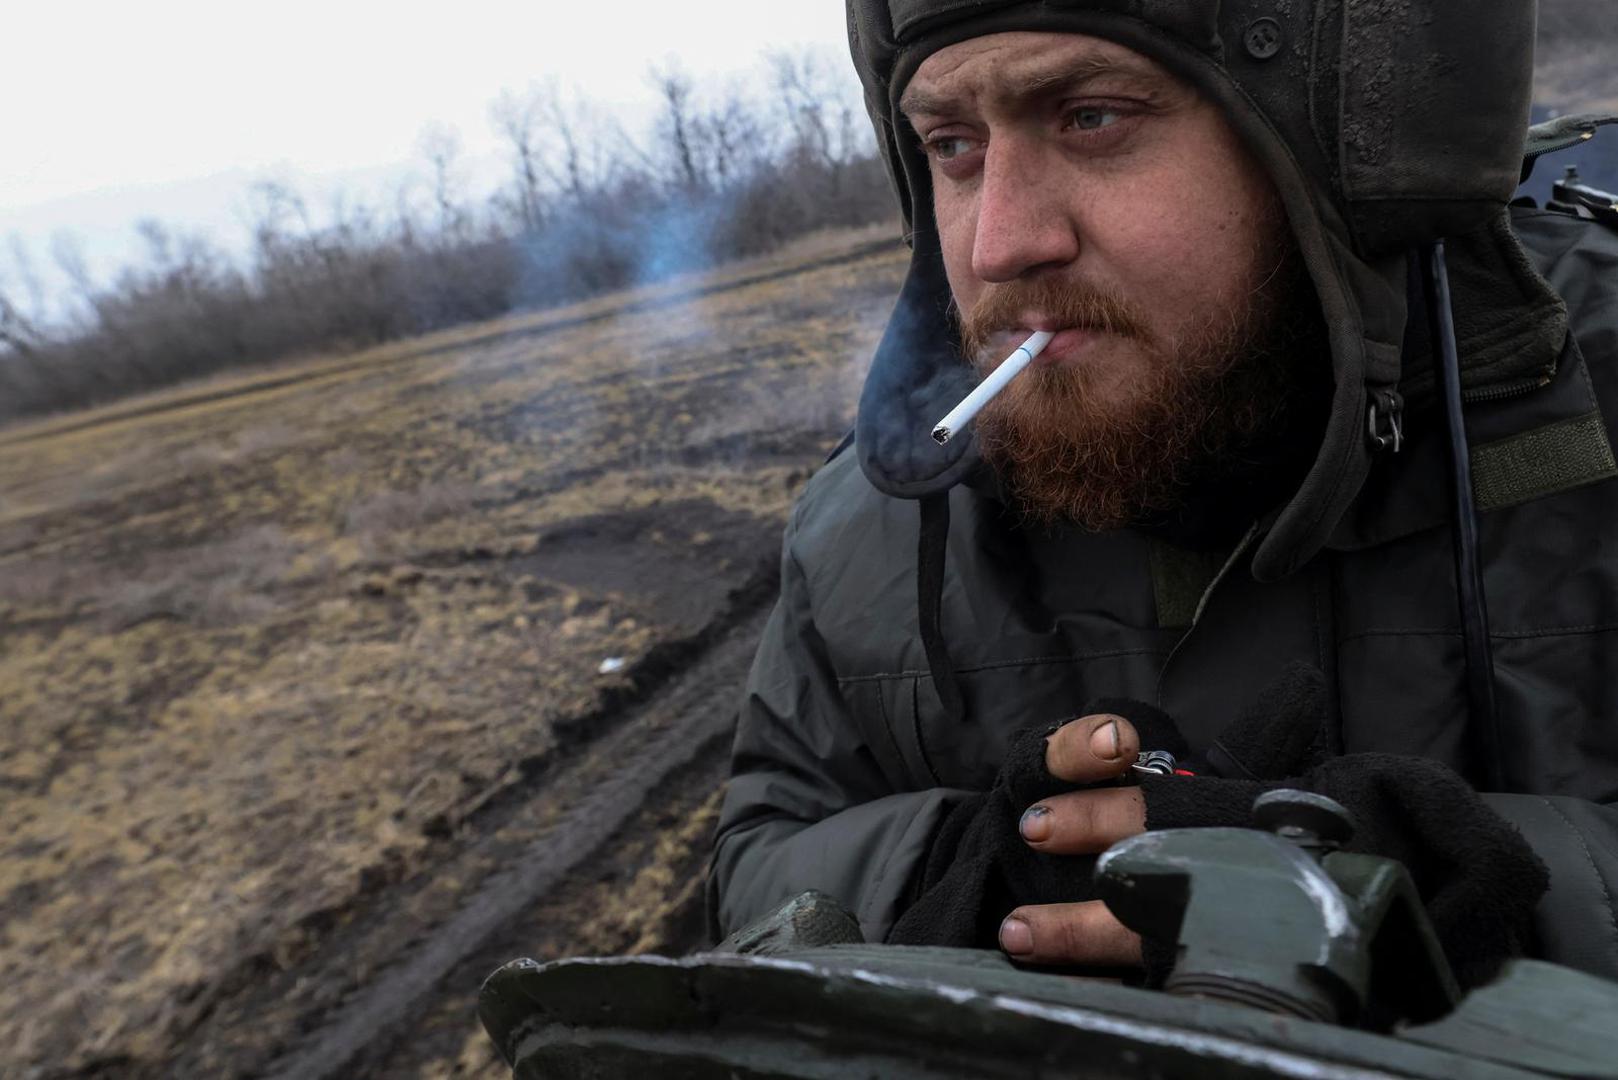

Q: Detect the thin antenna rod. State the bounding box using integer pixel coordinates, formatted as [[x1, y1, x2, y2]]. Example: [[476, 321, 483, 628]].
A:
[[1423, 240, 1504, 790]]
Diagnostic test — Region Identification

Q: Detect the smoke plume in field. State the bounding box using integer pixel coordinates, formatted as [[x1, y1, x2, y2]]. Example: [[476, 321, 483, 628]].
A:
[[0, 50, 893, 425]]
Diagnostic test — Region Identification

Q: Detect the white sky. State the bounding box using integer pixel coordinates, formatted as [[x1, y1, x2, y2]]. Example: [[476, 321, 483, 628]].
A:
[[0, 1, 853, 296]]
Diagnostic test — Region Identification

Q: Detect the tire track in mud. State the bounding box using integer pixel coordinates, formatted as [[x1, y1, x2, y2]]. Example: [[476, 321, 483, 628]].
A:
[[369, 747, 729, 1079], [150, 580, 773, 1080]]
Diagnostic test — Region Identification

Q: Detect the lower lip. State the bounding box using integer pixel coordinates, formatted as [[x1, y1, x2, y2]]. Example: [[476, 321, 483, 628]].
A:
[[1028, 328, 1097, 368]]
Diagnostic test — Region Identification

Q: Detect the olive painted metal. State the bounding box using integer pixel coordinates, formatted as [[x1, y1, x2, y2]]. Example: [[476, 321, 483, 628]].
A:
[[479, 791, 1618, 1078]]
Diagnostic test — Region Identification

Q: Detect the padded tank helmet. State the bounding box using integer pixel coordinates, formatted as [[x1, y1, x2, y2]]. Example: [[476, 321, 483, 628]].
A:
[[845, 1, 1556, 580]]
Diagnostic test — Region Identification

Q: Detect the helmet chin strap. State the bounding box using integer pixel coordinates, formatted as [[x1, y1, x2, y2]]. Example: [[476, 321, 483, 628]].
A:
[[1421, 240, 1505, 791]]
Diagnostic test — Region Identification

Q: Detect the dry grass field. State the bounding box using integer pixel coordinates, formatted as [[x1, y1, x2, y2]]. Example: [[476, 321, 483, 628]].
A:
[[0, 225, 907, 1078]]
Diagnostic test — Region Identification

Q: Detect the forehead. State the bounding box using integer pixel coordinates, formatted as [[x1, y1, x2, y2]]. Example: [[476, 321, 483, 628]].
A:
[[900, 32, 1184, 117]]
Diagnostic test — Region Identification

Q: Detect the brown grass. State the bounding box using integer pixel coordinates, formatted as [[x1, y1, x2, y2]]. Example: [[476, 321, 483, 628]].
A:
[[0, 225, 905, 1076]]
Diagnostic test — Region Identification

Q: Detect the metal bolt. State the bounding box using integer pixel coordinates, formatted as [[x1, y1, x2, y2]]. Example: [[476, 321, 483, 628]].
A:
[[1252, 789, 1356, 858]]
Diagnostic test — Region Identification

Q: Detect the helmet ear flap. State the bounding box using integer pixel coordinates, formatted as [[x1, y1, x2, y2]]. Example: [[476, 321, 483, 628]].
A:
[[847, 0, 916, 236], [1332, 0, 1537, 254]]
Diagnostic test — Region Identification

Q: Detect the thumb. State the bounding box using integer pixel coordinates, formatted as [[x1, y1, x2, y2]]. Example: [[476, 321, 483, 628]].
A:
[[1082, 698, 1189, 759]]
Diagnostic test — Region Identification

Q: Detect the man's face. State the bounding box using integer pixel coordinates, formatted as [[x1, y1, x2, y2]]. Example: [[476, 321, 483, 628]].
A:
[[903, 32, 1311, 529]]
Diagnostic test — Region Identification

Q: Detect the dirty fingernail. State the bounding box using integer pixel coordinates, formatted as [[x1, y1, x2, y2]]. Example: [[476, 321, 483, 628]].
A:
[[1020, 805, 1052, 842], [1091, 718, 1121, 760], [1000, 916, 1033, 956]]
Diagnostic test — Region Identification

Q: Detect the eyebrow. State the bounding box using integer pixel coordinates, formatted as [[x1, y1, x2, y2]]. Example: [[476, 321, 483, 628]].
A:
[[899, 55, 1168, 118]]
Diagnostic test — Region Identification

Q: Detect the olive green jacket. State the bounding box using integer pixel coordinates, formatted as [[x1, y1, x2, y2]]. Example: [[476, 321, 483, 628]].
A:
[[709, 206, 1618, 981]]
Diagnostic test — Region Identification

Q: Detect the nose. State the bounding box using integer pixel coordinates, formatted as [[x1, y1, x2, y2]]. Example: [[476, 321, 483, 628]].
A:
[[970, 136, 1081, 283]]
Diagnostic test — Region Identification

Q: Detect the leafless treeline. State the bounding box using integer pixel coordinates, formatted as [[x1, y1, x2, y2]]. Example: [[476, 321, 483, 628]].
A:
[[0, 52, 893, 422]]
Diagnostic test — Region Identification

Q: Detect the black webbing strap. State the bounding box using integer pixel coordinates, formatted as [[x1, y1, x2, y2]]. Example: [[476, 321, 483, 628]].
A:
[[917, 493, 967, 728]]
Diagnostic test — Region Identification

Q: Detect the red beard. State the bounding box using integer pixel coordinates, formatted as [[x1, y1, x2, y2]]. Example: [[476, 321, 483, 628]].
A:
[[958, 251, 1314, 532]]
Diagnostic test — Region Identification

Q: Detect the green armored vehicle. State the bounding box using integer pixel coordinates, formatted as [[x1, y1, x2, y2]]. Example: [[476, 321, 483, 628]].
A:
[[478, 791, 1618, 1078]]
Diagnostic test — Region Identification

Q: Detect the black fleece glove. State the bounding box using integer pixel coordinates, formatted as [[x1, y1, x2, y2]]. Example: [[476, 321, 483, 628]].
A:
[[1137, 666, 1548, 988], [886, 700, 1186, 950], [888, 664, 1549, 991]]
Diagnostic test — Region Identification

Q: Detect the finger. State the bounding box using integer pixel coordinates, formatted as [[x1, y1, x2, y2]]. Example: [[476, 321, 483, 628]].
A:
[[999, 901, 1143, 967], [1019, 786, 1146, 854], [1045, 713, 1139, 783]]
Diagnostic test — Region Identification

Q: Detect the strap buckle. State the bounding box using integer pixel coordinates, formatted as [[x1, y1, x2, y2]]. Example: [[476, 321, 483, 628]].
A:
[[1368, 389, 1405, 453]]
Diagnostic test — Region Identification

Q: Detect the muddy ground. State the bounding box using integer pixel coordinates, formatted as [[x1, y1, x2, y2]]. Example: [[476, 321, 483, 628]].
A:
[[0, 225, 906, 1079]]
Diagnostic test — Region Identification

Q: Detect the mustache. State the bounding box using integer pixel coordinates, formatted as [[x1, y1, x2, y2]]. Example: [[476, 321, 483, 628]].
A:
[[957, 278, 1150, 364]]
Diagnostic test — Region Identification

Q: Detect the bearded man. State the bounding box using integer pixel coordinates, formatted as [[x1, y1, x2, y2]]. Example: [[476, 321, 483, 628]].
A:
[[709, 0, 1618, 986]]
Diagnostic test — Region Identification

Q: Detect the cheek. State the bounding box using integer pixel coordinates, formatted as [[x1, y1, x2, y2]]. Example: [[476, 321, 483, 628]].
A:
[[1097, 188, 1273, 336], [935, 187, 983, 313]]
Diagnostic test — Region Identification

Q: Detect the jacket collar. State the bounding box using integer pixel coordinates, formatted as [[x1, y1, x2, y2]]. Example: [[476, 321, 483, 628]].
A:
[[1327, 208, 1574, 553]]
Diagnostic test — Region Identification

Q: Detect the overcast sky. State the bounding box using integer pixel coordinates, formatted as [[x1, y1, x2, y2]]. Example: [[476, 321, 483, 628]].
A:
[[0, 1, 852, 291]]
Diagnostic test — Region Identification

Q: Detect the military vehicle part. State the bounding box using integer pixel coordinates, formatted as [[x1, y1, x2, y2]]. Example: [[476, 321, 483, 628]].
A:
[[1250, 789, 1355, 857], [712, 889, 863, 958], [481, 786, 1616, 1077], [480, 945, 1618, 1079], [1096, 788, 1458, 1027], [1550, 165, 1618, 228]]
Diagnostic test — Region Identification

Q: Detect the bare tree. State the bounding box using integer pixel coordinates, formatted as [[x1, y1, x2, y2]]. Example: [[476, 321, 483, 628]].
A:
[[545, 84, 612, 202], [50, 232, 96, 312], [693, 81, 769, 191], [770, 51, 832, 168], [0, 46, 900, 424], [0, 279, 45, 360], [6, 236, 49, 323], [770, 50, 872, 167], [649, 63, 705, 192], [417, 123, 465, 236], [246, 178, 315, 259], [0, 237, 47, 369], [490, 86, 548, 232]]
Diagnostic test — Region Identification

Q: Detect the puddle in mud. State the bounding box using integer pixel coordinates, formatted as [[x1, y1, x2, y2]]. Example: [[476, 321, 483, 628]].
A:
[[509, 499, 779, 633]]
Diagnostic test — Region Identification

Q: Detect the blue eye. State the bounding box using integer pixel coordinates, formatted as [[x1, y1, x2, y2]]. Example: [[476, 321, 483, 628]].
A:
[[928, 136, 977, 160], [1067, 108, 1122, 131]]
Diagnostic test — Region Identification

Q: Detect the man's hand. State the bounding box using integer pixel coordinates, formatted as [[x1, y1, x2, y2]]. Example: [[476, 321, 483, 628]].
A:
[[998, 713, 1146, 966]]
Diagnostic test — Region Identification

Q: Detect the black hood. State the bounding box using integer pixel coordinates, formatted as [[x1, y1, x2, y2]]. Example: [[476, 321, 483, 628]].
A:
[[847, 0, 1567, 580]]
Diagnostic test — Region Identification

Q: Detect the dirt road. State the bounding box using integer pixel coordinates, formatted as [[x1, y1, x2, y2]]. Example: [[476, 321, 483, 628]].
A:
[[1, 226, 906, 1079], [177, 599, 773, 1080]]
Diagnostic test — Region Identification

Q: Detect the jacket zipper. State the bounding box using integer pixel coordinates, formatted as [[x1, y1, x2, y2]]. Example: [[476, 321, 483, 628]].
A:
[[1153, 522, 1263, 709], [1460, 372, 1553, 404]]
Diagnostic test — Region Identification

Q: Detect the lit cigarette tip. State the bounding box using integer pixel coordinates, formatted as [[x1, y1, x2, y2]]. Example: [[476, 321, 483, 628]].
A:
[[931, 331, 1055, 445]]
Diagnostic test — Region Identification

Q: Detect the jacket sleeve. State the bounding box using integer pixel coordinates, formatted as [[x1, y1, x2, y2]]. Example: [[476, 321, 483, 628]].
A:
[[1482, 793, 1618, 981], [707, 510, 968, 943]]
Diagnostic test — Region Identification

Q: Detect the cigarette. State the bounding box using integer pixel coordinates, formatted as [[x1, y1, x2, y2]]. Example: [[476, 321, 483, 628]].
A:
[[931, 330, 1056, 445]]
